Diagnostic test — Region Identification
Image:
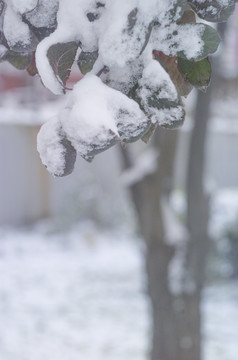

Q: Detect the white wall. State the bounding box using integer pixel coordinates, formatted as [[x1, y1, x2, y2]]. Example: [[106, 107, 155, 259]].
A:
[[1, 121, 238, 227], [0, 124, 50, 226]]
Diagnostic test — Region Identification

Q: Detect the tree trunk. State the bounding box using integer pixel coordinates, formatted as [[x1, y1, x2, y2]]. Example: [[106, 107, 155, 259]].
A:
[[121, 81, 212, 359]]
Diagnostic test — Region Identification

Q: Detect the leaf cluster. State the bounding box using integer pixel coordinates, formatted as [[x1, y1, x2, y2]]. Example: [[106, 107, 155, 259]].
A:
[[0, 0, 236, 176]]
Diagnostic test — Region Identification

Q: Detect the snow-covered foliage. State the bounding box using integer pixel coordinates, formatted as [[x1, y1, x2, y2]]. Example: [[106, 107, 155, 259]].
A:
[[0, 0, 236, 176]]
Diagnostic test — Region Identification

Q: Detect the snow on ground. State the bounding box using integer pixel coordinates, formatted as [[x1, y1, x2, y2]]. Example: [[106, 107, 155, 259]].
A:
[[0, 224, 149, 360], [203, 284, 238, 360], [0, 223, 237, 360]]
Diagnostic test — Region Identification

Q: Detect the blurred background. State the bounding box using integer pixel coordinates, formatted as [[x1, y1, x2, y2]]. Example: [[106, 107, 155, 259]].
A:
[[0, 8, 238, 360]]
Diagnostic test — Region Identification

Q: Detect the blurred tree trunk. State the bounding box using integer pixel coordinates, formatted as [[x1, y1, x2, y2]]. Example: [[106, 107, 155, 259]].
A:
[[120, 22, 229, 360], [121, 81, 212, 359]]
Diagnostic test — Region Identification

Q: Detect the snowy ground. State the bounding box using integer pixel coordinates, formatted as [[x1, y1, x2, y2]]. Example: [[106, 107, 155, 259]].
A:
[[0, 224, 237, 360]]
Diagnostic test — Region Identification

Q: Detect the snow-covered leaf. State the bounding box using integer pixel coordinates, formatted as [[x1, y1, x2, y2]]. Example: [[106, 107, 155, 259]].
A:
[[154, 23, 220, 61], [176, 23, 221, 60], [198, 24, 221, 60], [188, 0, 236, 22], [153, 50, 193, 97], [37, 117, 77, 177], [37, 74, 150, 169], [168, 0, 187, 21], [0, 0, 233, 173], [77, 50, 98, 75], [116, 108, 151, 143], [23, 0, 59, 29], [61, 74, 149, 162], [135, 60, 185, 129], [3, 4, 38, 52]]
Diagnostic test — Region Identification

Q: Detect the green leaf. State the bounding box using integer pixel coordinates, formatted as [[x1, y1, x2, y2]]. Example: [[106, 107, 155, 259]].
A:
[[177, 9, 196, 24], [200, 24, 221, 59], [27, 52, 38, 76], [127, 8, 138, 31], [29, 26, 56, 42], [47, 41, 79, 89], [6, 51, 31, 70], [59, 138, 77, 177], [177, 57, 211, 90], [188, 0, 236, 22], [139, 21, 153, 55], [77, 50, 98, 75]]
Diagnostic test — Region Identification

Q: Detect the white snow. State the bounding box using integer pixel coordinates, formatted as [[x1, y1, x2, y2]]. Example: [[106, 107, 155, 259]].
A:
[[10, 0, 37, 14], [0, 223, 237, 360], [0, 225, 149, 360]]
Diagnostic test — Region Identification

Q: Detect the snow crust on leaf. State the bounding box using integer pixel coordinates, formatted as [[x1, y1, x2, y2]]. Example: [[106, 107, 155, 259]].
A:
[[3, 3, 34, 50], [151, 23, 205, 60], [141, 60, 178, 102], [137, 60, 184, 127], [38, 74, 149, 170], [102, 59, 143, 95], [99, 0, 183, 68], [10, 0, 37, 14], [34, 0, 186, 94], [61, 74, 148, 160], [24, 0, 59, 28], [32, 0, 221, 95], [189, 0, 235, 22], [37, 116, 68, 177]]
